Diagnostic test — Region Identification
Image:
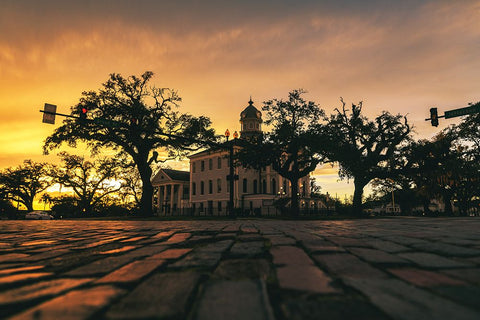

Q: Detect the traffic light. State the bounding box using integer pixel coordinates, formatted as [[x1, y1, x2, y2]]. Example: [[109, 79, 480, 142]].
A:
[[80, 107, 88, 121], [430, 107, 438, 127]]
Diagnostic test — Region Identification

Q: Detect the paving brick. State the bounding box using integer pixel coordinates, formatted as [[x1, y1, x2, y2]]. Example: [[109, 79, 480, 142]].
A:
[[345, 277, 479, 320], [267, 236, 296, 246], [313, 254, 388, 279], [11, 285, 126, 320], [410, 242, 480, 257], [432, 286, 480, 311], [96, 258, 165, 284], [271, 246, 314, 266], [238, 234, 264, 241], [388, 267, 466, 287], [214, 259, 270, 280], [0, 272, 52, 286], [325, 236, 371, 247], [171, 251, 222, 268], [280, 296, 390, 320], [365, 239, 410, 253], [277, 265, 340, 293], [147, 248, 192, 260], [230, 241, 265, 257], [99, 246, 137, 255], [199, 240, 234, 253], [106, 271, 200, 319], [19, 249, 70, 262], [152, 231, 174, 239], [348, 247, 410, 265], [398, 252, 472, 268], [65, 255, 135, 276], [0, 253, 30, 263], [441, 268, 480, 285], [0, 278, 93, 306], [0, 265, 44, 275], [194, 280, 274, 320], [166, 232, 191, 243]]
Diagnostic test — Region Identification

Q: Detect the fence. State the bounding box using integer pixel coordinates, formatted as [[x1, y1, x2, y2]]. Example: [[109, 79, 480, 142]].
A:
[[154, 206, 336, 217]]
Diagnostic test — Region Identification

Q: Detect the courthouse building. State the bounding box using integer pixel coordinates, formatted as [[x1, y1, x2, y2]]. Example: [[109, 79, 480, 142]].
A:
[[153, 99, 324, 215]]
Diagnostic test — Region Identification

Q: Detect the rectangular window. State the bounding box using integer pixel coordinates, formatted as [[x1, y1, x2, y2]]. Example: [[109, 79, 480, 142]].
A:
[[209, 180, 213, 194], [192, 182, 196, 196], [218, 201, 222, 212], [217, 178, 222, 193], [201, 160, 205, 172], [217, 157, 222, 169], [209, 158, 213, 170], [192, 162, 196, 173], [200, 181, 204, 195]]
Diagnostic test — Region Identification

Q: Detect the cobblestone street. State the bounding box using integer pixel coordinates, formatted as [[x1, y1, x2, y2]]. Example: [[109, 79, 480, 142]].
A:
[[1, 217, 479, 320]]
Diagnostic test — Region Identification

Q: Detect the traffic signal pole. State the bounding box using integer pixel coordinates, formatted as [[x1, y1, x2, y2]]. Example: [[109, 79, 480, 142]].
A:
[[425, 102, 480, 127]]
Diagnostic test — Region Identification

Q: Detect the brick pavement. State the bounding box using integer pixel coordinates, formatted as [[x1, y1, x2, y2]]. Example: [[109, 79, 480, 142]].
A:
[[0, 217, 479, 319]]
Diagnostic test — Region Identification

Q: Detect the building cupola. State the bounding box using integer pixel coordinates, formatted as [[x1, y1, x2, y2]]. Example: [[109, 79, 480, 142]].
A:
[[240, 98, 263, 141]]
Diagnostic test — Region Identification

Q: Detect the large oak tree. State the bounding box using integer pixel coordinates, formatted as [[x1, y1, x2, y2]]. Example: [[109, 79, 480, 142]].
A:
[[44, 72, 215, 215], [320, 99, 411, 216]]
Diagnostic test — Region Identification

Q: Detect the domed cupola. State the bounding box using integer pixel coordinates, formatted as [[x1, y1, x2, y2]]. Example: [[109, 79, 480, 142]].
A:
[[240, 98, 263, 141]]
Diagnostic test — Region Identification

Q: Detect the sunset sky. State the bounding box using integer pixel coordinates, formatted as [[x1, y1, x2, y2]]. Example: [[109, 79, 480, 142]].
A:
[[1, 0, 479, 199]]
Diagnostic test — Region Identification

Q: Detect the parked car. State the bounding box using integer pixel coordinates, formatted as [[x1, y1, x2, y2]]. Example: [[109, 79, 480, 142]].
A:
[[25, 211, 54, 220]]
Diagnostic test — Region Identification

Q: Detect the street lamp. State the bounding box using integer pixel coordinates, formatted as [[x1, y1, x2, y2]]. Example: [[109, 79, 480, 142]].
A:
[[226, 129, 238, 217]]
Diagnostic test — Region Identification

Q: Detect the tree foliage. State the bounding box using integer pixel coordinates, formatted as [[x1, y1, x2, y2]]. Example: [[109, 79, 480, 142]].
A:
[[320, 99, 411, 215], [50, 152, 123, 215], [0, 160, 52, 212], [44, 71, 215, 215]]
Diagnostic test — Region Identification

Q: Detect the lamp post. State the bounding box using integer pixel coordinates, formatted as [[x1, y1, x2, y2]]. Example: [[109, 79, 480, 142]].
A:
[[225, 129, 237, 217]]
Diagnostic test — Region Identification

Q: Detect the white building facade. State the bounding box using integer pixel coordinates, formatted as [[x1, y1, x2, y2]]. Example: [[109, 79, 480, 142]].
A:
[[188, 100, 324, 215]]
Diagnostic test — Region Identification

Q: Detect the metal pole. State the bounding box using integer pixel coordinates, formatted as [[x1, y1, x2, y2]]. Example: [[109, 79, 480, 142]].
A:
[[228, 145, 235, 217]]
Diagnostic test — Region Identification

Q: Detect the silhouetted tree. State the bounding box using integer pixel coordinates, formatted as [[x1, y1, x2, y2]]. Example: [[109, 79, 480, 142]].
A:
[[238, 89, 325, 216], [50, 152, 123, 215], [44, 72, 215, 216], [320, 99, 411, 216], [0, 160, 52, 212]]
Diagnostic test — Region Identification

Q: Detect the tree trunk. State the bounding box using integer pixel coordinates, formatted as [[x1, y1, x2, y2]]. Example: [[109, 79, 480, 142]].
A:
[[443, 192, 453, 216], [353, 178, 365, 216], [290, 178, 299, 217], [137, 160, 153, 216]]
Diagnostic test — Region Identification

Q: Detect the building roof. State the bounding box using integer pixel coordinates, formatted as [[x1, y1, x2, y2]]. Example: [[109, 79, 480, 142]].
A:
[[162, 169, 189, 181], [152, 168, 190, 184], [240, 99, 262, 120]]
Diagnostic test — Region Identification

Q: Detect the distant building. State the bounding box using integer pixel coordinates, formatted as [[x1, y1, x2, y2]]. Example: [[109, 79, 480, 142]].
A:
[[186, 99, 324, 215], [152, 168, 189, 215]]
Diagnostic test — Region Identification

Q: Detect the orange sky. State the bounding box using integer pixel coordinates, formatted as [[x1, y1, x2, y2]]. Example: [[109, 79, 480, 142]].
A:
[[1, 0, 479, 199]]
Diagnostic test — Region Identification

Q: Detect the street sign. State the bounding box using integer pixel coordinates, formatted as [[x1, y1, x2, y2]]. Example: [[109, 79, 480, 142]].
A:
[[42, 103, 57, 124], [444, 103, 480, 119]]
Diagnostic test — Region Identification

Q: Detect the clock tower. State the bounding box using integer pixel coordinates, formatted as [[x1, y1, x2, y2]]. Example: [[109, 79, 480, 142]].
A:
[[240, 98, 263, 141]]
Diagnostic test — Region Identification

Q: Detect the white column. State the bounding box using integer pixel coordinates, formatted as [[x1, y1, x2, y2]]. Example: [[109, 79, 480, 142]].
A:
[[170, 184, 175, 214]]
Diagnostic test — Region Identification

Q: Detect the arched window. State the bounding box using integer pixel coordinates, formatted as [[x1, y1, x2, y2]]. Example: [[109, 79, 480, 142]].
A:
[[243, 178, 248, 193], [253, 180, 258, 194], [192, 182, 196, 196], [271, 178, 277, 195]]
